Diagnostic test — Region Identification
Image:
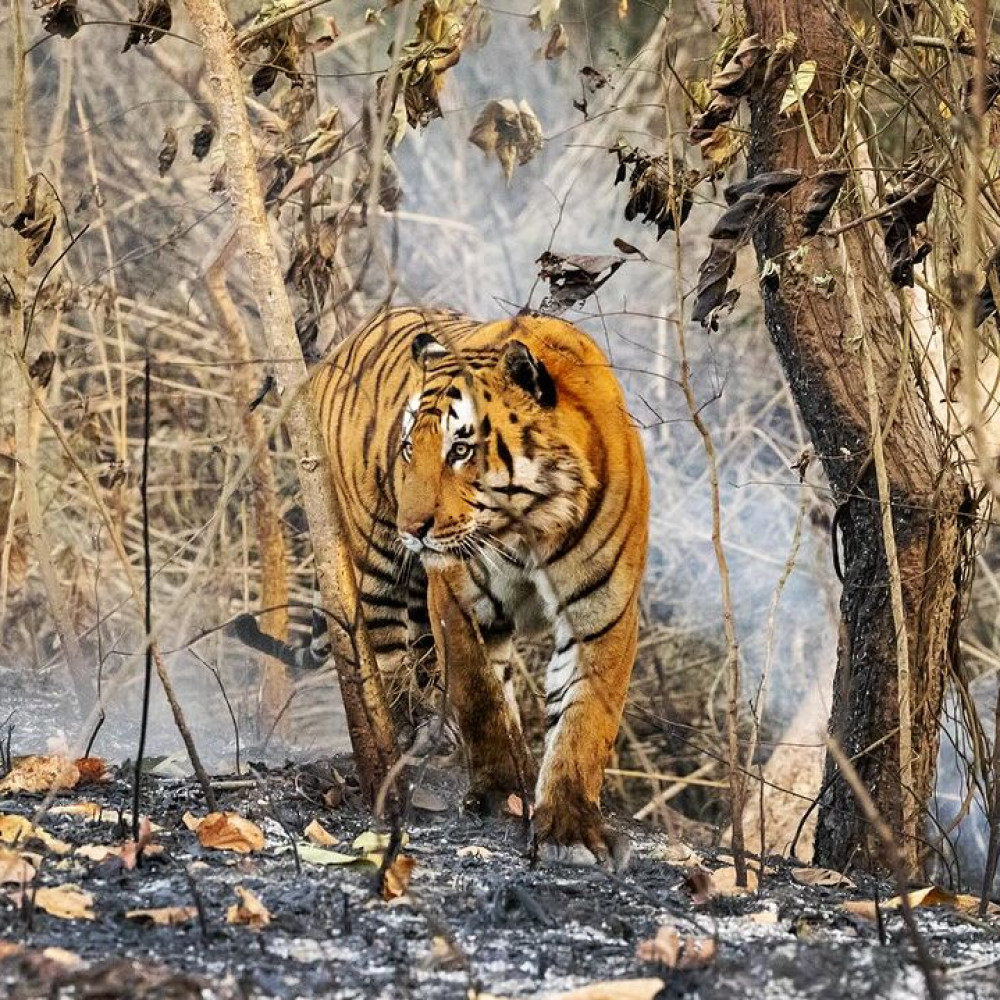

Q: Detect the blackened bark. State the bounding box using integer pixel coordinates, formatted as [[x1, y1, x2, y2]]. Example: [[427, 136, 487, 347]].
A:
[[744, 0, 971, 871]]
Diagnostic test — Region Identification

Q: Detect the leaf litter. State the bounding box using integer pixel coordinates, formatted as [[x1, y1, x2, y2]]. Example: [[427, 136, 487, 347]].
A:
[[1, 760, 998, 999]]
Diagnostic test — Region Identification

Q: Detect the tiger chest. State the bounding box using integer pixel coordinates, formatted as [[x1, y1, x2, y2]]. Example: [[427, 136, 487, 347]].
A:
[[456, 559, 558, 640]]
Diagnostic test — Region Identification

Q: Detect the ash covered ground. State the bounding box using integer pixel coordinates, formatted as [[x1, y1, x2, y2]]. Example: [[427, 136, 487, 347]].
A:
[[1, 760, 999, 1000]]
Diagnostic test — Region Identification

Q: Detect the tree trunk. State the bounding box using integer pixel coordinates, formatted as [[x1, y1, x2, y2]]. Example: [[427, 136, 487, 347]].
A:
[[743, 0, 972, 872], [182, 0, 398, 810]]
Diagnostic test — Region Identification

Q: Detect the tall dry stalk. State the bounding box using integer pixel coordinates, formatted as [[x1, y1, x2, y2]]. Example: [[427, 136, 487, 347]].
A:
[[181, 0, 398, 808]]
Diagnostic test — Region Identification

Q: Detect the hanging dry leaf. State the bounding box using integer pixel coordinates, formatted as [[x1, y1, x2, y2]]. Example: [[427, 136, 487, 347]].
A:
[[540, 23, 568, 60], [304, 819, 339, 847], [708, 34, 765, 97], [28, 352, 55, 389], [157, 127, 178, 177], [611, 141, 694, 238], [302, 106, 343, 164], [378, 0, 471, 129], [381, 855, 417, 900], [549, 980, 665, 1000], [0, 815, 71, 855], [636, 926, 717, 969], [192, 123, 215, 161], [0, 848, 36, 885], [699, 125, 745, 172], [304, 15, 339, 52], [801, 169, 848, 235], [122, 0, 172, 52], [468, 99, 543, 184], [126, 906, 198, 925], [41, 0, 82, 38], [579, 66, 610, 93], [227, 886, 271, 928], [791, 866, 856, 889], [8, 885, 95, 921], [692, 240, 738, 327], [780, 60, 817, 116], [536, 251, 626, 313], [192, 812, 264, 853], [10, 175, 56, 267], [723, 169, 802, 205], [529, 0, 561, 31]]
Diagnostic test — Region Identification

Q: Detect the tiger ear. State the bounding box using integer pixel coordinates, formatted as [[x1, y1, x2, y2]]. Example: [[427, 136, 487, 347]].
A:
[[411, 332, 449, 364], [501, 340, 557, 408]]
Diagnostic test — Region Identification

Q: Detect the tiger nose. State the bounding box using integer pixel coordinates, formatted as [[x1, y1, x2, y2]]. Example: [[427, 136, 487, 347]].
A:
[[400, 516, 434, 544]]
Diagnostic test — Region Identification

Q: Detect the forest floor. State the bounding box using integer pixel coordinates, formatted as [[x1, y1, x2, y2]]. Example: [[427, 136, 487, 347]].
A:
[[1, 758, 999, 1000]]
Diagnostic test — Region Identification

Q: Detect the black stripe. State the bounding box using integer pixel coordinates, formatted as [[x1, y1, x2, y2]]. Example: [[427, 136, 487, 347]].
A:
[[361, 591, 407, 610], [373, 639, 407, 655], [580, 602, 631, 645]]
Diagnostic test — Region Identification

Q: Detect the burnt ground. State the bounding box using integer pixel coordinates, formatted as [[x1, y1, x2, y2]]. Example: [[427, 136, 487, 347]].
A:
[[1, 760, 999, 1000]]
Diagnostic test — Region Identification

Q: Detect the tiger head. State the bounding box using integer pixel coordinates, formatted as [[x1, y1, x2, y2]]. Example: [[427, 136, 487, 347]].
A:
[[394, 331, 595, 567]]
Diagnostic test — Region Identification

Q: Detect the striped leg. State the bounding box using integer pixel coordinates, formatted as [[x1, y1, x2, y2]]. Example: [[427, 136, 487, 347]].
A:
[[427, 568, 536, 812], [532, 598, 637, 871]]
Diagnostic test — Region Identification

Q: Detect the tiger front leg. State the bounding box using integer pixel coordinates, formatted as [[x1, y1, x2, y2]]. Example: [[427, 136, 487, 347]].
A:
[[532, 601, 637, 872], [427, 568, 537, 814]]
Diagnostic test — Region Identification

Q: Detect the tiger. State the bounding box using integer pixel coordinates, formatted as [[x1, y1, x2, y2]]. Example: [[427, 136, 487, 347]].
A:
[[242, 306, 649, 869]]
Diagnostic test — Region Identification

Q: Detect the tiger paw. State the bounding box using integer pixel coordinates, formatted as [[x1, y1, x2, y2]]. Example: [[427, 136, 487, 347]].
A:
[[532, 797, 631, 872]]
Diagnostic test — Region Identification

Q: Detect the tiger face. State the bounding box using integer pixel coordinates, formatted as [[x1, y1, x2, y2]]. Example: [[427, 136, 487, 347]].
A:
[[394, 333, 595, 567]]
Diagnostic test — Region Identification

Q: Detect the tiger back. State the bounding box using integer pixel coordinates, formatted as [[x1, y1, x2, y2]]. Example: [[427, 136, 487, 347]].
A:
[[311, 306, 649, 869]]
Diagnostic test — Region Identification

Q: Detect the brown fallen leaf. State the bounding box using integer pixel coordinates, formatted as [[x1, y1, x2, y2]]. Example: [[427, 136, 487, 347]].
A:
[[304, 819, 339, 847], [504, 793, 534, 818], [0, 756, 80, 794], [456, 845, 493, 860], [748, 907, 779, 925], [0, 815, 71, 855], [636, 925, 717, 969], [791, 866, 856, 889], [0, 847, 36, 885], [8, 885, 95, 921], [191, 812, 264, 853], [550, 980, 666, 1000], [843, 886, 1000, 920], [126, 906, 198, 926], [649, 841, 702, 867], [382, 855, 417, 901], [227, 886, 271, 928]]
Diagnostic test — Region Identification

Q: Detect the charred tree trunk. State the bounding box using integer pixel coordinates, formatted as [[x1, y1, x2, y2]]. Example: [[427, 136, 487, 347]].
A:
[[743, 0, 972, 871]]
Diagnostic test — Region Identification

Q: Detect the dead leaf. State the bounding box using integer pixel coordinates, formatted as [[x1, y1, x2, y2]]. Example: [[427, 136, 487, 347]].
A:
[[636, 925, 717, 969], [288, 843, 370, 866], [780, 59, 817, 116], [192, 812, 264, 853], [411, 787, 448, 813], [381, 854, 416, 900], [0, 815, 71, 855], [504, 793, 533, 818], [791, 866, 856, 889], [8, 885, 95, 921], [611, 141, 693, 238], [469, 99, 543, 184], [28, 352, 55, 389], [191, 123, 215, 161], [843, 886, 1000, 919], [649, 842, 702, 867], [0, 756, 79, 794], [7, 175, 55, 267], [692, 240, 738, 327], [304, 14, 339, 52], [708, 864, 758, 895], [227, 886, 271, 928], [158, 128, 178, 176], [352, 830, 408, 853], [708, 34, 765, 97], [304, 819, 339, 847], [801, 169, 848, 235], [550, 980, 665, 1000], [748, 907, 778, 925], [579, 66, 610, 93], [302, 106, 343, 164], [529, 0, 561, 31], [126, 906, 198, 926], [536, 251, 625, 313], [122, 0, 172, 52], [540, 22, 568, 60], [0, 848, 36, 885], [456, 845, 493, 860], [41, 0, 82, 37]]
